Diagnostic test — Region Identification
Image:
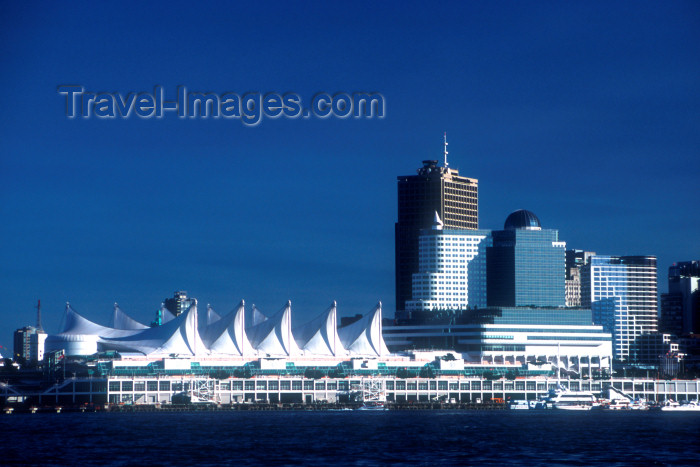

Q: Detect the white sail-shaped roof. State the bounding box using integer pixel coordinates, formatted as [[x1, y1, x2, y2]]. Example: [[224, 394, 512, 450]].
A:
[[248, 301, 299, 356], [160, 303, 176, 324], [206, 304, 221, 325], [201, 301, 253, 355], [251, 304, 268, 327], [338, 302, 389, 356], [294, 301, 347, 356], [50, 299, 392, 359], [61, 303, 143, 339], [111, 303, 149, 330], [100, 301, 207, 356]]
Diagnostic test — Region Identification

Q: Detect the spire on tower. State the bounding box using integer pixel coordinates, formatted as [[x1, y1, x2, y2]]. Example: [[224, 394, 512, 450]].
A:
[[443, 132, 449, 168], [36, 299, 43, 331]]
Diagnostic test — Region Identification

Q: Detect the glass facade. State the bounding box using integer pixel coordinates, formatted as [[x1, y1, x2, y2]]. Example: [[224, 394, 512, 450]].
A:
[[489, 307, 592, 326], [487, 229, 566, 307], [582, 255, 658, 361]]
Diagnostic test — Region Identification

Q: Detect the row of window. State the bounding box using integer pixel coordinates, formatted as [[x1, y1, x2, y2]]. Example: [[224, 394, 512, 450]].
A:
[[108, 380, 348, 392], [109, 381, 171, 392], [106, 380, 622, 395], [387, 380, 578, 392]]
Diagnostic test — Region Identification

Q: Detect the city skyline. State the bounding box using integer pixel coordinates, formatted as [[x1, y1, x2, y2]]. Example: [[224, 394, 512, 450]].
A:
[[1, 2, 699, 344]]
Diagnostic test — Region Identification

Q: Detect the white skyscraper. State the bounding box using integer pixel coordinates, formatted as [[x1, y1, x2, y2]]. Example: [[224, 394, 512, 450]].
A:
[[582, 255, 658, 361], [405, 213, 491, 312]]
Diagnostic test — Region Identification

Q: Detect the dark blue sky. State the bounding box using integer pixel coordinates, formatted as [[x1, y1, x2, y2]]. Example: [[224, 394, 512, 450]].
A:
[[1, 1, 698, 345]]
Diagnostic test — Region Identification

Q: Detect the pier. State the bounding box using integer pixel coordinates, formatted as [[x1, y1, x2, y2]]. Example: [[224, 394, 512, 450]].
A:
[[2, 375, 698, 412]]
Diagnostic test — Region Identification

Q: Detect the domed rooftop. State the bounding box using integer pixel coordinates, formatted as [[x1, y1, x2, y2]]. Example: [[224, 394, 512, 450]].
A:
[[504, 209, 541, 230]]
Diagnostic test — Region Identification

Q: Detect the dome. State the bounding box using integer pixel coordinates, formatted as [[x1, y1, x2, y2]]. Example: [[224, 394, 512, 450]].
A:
[[45, 333, 99, 356], [504, 209, 541, 230]]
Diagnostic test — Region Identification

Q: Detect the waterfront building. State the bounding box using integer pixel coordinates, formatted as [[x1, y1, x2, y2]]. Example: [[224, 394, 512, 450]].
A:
[[384, 306, 612, 377], [3, 370, 699, 407], [565, 268, 582, 308], [565, 250, 595, 307], [633, 333, 680, 366], [660, 293, 683, 337], [404, 212, 491, 314], [164, 290, 196, 317], [660, 261, 700, 336], [13, 327, 32, 364], [486, 210, 566, 307], [581, 255, 658, 362], [395, 148, 479, 314], [12, 326, 46, 366], [44, 301, 389, 359]]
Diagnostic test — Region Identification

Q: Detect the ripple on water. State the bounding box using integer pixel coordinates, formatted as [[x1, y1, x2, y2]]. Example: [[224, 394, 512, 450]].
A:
[[1, 410, 699, 466]]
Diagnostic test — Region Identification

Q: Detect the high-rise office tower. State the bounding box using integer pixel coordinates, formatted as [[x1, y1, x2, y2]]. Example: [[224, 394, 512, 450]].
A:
[[660, 261, 700, 336], [486, 210, 566, 307], [395, 140, 478, 314], [13, 326, 46, 365], [405, 212, 491, 314], [164, 290, 195, 317], [581, 255, 658, 361]]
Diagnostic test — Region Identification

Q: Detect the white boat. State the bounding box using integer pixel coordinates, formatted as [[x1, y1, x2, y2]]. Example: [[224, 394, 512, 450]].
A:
[[545, 388, 596, 411], [629, 398, 649, 410], [606, 399, 630, 410], [357, 401, 386, 411], [509, 400, 530, 410], [658, 400, 700, 412]]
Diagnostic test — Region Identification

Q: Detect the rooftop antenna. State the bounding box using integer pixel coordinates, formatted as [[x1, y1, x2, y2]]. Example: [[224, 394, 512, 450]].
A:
[[36, 299, 43, 332], [443, 132, 449, 168]]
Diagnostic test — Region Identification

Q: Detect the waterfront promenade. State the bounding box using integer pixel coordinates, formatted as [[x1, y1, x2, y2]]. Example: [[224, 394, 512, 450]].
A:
[[3, 375, 698, 409]]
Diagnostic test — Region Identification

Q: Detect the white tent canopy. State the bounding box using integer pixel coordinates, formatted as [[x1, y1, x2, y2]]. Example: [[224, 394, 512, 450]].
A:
[[251, 304, 268, 327], [338, 302, 389, 357], [160, 303, 176, 324], [294, 301, 347, 357], [61, 303, 143, 339], [49, 299, 391, 358], [247, 301, 300, 357], [205, 304, 222, 326], [201, 301, 253, 356], [100, 301, 206, 356], [111, 303, 149, 330]]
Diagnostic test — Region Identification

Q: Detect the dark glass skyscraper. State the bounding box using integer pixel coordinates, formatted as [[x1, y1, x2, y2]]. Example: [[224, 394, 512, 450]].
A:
[[395, 159, 478, 313], [486, 210, 566, 307], [660, 261, 700, 336]]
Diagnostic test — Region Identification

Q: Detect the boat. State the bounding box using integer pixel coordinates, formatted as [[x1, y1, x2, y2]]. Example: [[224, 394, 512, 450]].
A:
[[545, 388, 597, 411], [657, 399, 700, 412], [530, 399, 548, 410], [606, 399, 630, 410], [357, 401, 386, 411], [508, 400, 530, 410], [629, 398, 649, 410]]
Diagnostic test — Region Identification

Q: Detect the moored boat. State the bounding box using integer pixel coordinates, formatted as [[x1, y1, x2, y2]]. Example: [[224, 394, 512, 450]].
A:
[[545, 388, 596, 410], [357, 401, 386, 411], [606, 399, 630, 410], [508, 400, 530, 410], [657, 399, 700, 412], [629, 398, 649, 410]]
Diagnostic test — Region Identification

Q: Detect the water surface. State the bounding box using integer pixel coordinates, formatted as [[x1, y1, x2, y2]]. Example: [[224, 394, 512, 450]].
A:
[[2, 410, 699, 466]]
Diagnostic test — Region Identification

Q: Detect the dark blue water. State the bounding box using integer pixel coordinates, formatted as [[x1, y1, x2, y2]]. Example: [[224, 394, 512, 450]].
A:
[[2, 410, 699, 466]]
